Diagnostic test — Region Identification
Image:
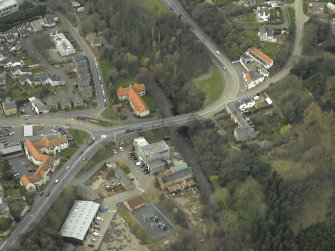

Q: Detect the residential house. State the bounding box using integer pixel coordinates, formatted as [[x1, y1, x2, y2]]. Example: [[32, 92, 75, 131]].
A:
[[72, 93, 84, 108], [327, 2, 335, 11], [19, 75, 41, 86], [43, 13, 59, 27], [20, 136, 68, 192], [30, 18, 45, 32], [17, 23, 32, 38], [242, 0, 256, 7], [29, 97, 49, 114], [10, 65, 32, 76], [117, 84, 150, 117], [226, 102, 258, 142], [0, 0, 20, 18], [60, 95, 72, 111], [45, 96, 58, 112], [258, 25, 277, 43], [0, 34, 5, 43], [243, 70, 268, 89], [114, 166, 135, 191], [2, 57, 22, 68], [308, 2, 325, 15], [0, 71, 5, 87], [256, 6, 270, 22], [80, 86, 92, 98], [4, 28, 19, 43], [236, 97, 255, 111], [2, 97, 17, 116], [123, 195, 145, 212], [246, 47, 273, 69], [86, 32, 102, 47]]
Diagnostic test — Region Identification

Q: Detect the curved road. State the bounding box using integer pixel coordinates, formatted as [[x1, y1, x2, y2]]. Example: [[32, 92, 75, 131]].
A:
[[0, 0, 309, 249]]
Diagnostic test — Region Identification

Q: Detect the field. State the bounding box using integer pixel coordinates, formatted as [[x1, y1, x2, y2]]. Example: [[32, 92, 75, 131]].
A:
[[238, 12, 256, 22], [262, 42, 279, 59], [193, 64, 225, 107], [67, 128, 90, 145], [142, 0, 169, 16], [101, 106, 120, 120], [142, 96, 157, 112]]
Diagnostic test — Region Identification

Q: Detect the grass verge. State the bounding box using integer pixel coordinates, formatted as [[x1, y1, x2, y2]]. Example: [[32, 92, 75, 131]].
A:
[[67, 128, 90, 145], [193, 64, 225, 107]]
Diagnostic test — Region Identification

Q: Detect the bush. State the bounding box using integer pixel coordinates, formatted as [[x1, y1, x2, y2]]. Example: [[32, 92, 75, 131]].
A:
[[0, 217, 12, 232]]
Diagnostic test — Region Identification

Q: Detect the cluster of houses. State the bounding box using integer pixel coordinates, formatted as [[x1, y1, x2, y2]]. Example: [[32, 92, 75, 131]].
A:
[[20, 135, 69, 192], [117, 83, 149, 117], [240, 47, 273, 89], [72, 55, 92, 98]]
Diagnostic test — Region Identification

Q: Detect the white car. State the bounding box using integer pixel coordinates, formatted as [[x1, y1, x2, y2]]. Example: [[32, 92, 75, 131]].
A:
[[66, 166, 70, 171], [216, 50, 220, 55], [55, 179, 59, 184], [119, 146, 124, 152], [92, 232, 101, 237], [121, 217, 125, 223], [96, 216, 104, 221]]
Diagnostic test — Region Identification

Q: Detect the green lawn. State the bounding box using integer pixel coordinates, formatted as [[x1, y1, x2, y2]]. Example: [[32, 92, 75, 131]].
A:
[[67, 128, 90, 145], [99, 59, 112, 84], [287, 7, 295, 24], [142, 96, 157, 112], [238, 12, 256, 22], [101, 106, 120, 120], [243, 29, 258, 40], [60, 146, 79, 160], [31, 66, 44, 74], [143, 0, 169, 16], [6, 189, 21, 199], [193, 64, 225, 107], [269, 8, 284, 24], [114, 77, 138, 90], [262, 43, 279, 59]]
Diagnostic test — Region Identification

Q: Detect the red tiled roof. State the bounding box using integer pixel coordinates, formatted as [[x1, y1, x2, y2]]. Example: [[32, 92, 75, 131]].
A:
[[132, 83, 146, 92], [249, 47, 273, 65], [246, 71, 253, 85], [21, 136, 67, 188], [117, 87, 129, 97], [117, 85, 149, 114]]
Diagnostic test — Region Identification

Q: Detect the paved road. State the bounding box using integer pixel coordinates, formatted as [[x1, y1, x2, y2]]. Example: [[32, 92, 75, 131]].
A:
[[0, 0, 310, 249]]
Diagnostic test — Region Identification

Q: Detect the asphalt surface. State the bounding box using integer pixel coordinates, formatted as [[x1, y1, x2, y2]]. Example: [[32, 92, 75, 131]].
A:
[[0, 0, 310, 249]]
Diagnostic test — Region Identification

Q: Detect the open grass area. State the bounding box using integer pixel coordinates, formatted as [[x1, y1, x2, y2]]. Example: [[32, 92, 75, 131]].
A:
[[99, 59, 112, 84], [193, 64, 225, 107], [67, 128, 90, 145], [6, 189, 21, 199], [60, 146, 79, 160], [243, 29, 258, 40], [101, 106, 120, 120], [286, 0, 294, 3], [118, 208, 153, 244], [262, 42, 279, 59], [287, 7, 295, 24], [269, 8, 284, 24], [31, 66, 44, 74], [142, 0, 169, 16], [114, 77, 138, 90], [142, 96, 157, 112], [238, 12, 256, 22]]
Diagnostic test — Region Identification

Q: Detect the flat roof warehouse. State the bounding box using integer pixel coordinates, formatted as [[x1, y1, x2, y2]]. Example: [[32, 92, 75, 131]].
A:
[[60, 200, 100, 243]]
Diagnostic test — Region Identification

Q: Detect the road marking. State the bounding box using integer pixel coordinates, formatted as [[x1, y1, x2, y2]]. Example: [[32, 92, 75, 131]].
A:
[[137, 187, 144, 192], [0, 241, 7, 250]]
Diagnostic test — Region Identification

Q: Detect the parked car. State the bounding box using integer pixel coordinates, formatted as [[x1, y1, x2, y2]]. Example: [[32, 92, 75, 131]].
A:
[[96, 216, 104, 221], [46, 192, 50, 196], [55, 179, 59, 184], [83, 156, 87, 161], [66, 166, 70, 171]]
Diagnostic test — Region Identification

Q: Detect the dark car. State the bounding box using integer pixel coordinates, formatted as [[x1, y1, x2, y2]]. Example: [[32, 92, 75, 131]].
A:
[[40, 192, 44, 196], [46, 192, 50, 196], [143, 169, 150, 174]]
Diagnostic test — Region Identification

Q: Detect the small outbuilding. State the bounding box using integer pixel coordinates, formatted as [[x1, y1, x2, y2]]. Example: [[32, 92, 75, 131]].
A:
[[123, 195, 145, 212]]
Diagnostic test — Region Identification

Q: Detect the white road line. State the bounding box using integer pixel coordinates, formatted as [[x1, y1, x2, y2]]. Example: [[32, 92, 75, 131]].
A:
[[0, 241, 7, 250], [137, 187, 144, 192]]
